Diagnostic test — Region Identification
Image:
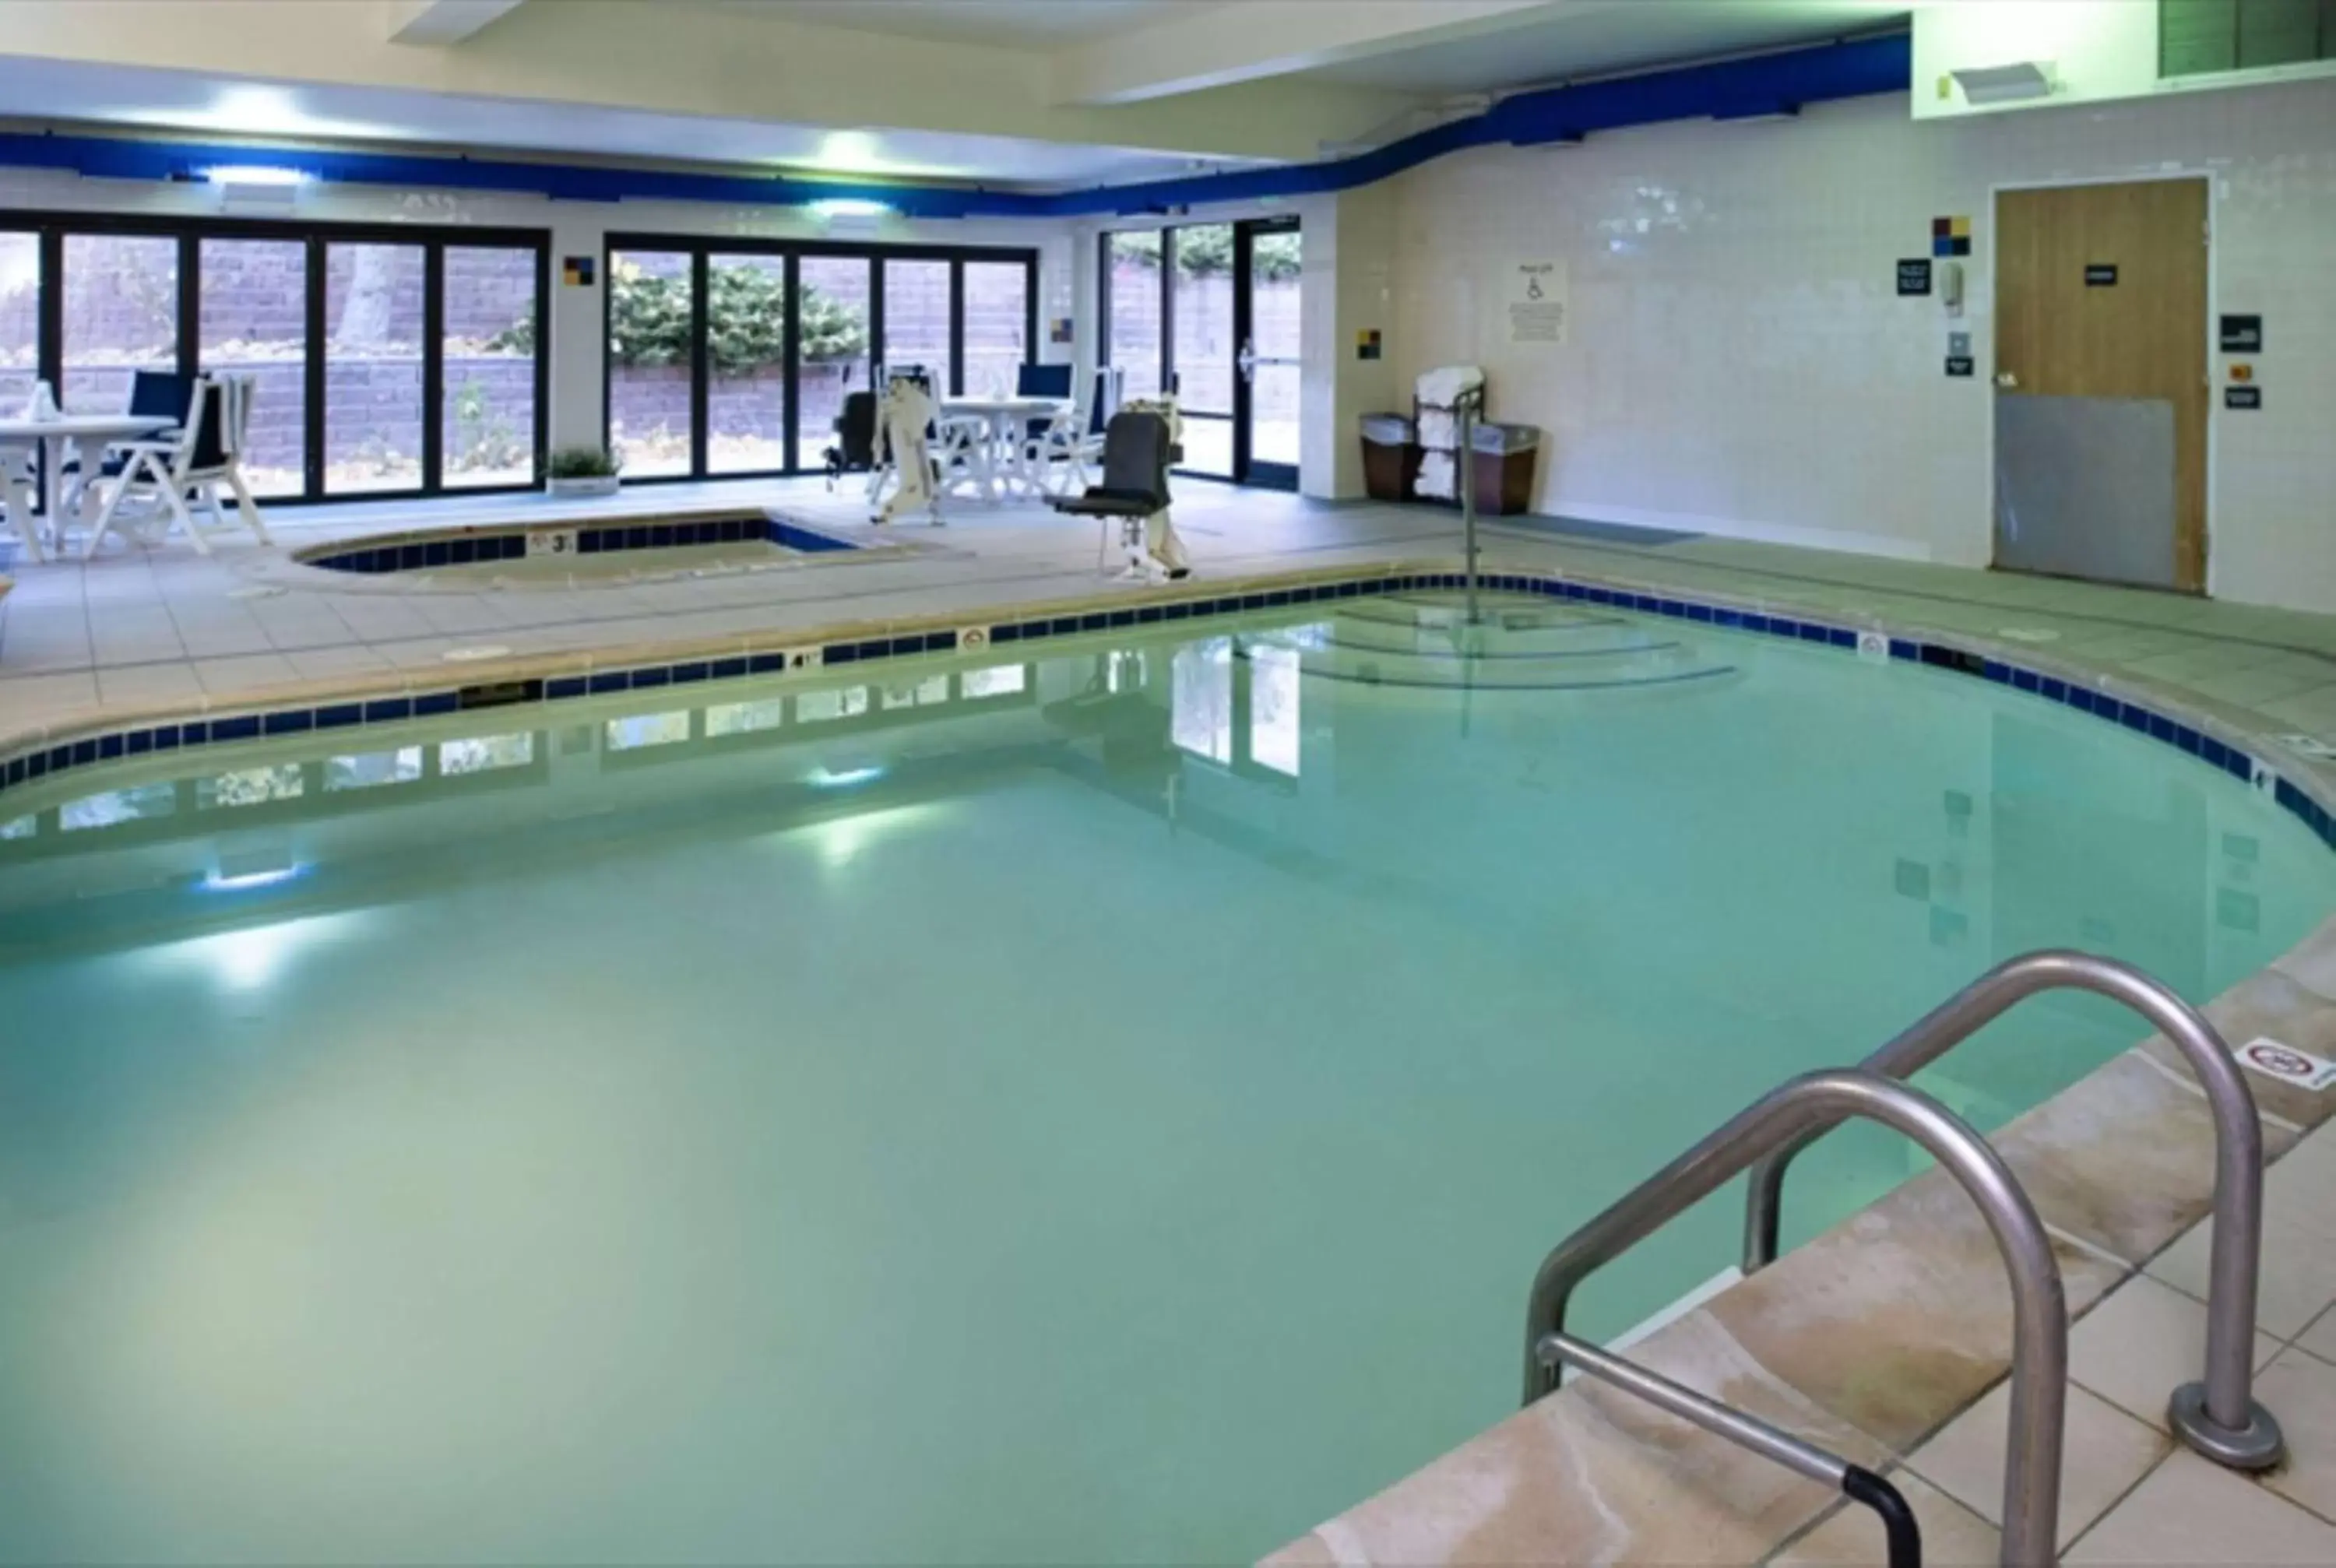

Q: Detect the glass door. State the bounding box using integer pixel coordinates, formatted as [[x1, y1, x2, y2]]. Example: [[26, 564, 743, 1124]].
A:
[[62, 232, 179, 413], [322, 240, 427, 494], [1168, 223, 1235, 478], [795, 255, 871, 473], [1103, 220, 1300, 487], [1235, 218, 1301, 491], [199, 237, 308, 498], [705, 254, 788, 475]]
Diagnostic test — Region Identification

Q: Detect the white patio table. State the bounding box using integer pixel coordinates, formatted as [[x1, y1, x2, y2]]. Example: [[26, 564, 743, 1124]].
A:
[[0, 413, 175, 562]]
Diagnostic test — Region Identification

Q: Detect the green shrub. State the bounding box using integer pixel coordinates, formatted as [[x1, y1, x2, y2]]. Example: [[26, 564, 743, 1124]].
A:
[[1108, 229, 1300, 280], [548, 445, 621, 479], [494, 258, 870, 373]]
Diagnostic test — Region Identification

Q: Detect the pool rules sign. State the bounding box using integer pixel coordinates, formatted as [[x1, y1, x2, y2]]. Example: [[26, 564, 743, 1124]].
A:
[[1506, 258, 1569, 347]]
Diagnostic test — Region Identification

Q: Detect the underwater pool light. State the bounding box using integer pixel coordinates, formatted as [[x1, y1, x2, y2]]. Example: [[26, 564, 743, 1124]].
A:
[[807, 765, 885, 789]]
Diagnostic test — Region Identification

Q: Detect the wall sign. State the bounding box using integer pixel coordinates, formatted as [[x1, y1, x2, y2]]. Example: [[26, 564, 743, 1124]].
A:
[[2084, 264, 2119, 287], [2221, 314, 2263, 353], [2226, 385, 2263, 410], [1947, 331, 1972, 356], [1048, 316, 1074, 345], [1945, 354, 1975, 378], [561, 255, 596, 287], [1356, 328, 1382, 361], [1896, 258, 1933, 296], [1930, 215, 1972, 258], [1504, 258, 1569, 346]]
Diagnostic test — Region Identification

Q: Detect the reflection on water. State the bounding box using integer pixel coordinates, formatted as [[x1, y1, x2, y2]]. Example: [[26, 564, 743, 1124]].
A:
[[0, 599, 2330, 1567]]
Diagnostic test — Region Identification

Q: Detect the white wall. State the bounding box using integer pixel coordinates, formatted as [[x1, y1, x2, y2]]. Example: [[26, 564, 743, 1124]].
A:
[[1374, 74, 2336, 610], [1911, 0, 2336, 121], [0, 165, 1075, 459]]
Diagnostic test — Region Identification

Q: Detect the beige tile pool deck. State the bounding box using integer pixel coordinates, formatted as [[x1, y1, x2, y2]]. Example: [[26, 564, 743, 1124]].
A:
[[12, 477, 2336, 1565]]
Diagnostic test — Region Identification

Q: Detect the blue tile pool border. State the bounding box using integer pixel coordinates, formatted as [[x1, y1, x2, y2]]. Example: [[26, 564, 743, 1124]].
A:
[[3, 564, 2326, 849], [299, 514, 859, 576]]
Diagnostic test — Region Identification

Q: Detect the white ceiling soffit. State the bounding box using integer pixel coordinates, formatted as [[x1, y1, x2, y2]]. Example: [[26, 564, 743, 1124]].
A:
[[0, 56, 1262, 188], [691, 0, 1201, 48], [1305, 0, 1914, 97]]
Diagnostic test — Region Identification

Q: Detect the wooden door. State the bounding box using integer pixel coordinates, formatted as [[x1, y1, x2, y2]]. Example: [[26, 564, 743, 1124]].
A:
[[1994, 179, 2208, 591]]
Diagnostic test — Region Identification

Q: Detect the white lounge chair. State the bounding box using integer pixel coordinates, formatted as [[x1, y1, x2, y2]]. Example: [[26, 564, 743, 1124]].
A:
[[83, 374, 270, 558]]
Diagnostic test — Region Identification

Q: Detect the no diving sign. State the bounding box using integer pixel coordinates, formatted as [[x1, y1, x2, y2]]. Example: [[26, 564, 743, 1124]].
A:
[[2239, 1037, 2336, 1092]]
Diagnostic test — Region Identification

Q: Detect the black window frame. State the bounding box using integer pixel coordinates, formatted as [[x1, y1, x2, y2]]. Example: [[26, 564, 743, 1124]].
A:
[[603, 233, 1039, 486], [2, 209, 551, 506]]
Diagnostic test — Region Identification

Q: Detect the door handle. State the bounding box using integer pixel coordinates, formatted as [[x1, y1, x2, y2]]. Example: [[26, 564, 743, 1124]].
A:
[[1995, 371, 2020, 389], [1236, 339, 1256, 381]]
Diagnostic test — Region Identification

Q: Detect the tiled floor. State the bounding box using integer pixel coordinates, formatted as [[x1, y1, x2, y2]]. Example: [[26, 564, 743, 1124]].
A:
[[1761, 1119, 2336, 1566]]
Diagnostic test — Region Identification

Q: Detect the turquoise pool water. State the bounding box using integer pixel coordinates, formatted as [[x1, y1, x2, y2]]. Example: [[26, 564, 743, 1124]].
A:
[[0, 592, 2327, 1564]]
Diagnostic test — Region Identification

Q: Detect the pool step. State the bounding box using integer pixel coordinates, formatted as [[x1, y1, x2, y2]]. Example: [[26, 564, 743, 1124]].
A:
[[1242, 592, 1736, 693]]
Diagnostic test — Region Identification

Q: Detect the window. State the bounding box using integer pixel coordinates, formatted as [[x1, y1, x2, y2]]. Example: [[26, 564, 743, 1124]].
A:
[[881, 674, 950, 709], [606, 711, 691, 751], [324, 241, 426, 494], [796, 255, 871, 475], [961, 260, 1029, 398], [609, 250, 695, 478], [881, 258, 951, 385], [797, 686, 870, 722], [606, 238, 1029, 480], [705, 698, 786, 736], [198, 765, 304, 809], [707, 255, 789, 474], [1105, 232, 1163, 403], [326, 747, 423, 789], [1248, 643, 1302, 777], [62, 782, 177, 830], [62, 233, 178, 413], [2162, 0, 2333, 74], [0, 232, 37, 413], [961, 665, 1026, 699], [442, 245, 540, 490], [4, 216, 545, 502], [439, 732, 535, 775], [200, 237, 308, 497], [1172, 638, 1235, 763]]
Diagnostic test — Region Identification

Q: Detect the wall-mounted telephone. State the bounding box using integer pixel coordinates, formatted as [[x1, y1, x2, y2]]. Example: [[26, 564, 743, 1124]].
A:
[[1939, 260, 1965, 317]]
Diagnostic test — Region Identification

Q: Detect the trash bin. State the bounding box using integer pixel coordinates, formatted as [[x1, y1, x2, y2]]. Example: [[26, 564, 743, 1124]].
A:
[[1467, 421, 1541, 515], [1360, 413, 1419, 501]]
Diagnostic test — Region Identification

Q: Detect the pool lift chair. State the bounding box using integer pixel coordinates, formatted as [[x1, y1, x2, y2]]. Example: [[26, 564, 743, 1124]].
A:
[[1047, 397, 1190, 582], [869, 370, 945, 526]]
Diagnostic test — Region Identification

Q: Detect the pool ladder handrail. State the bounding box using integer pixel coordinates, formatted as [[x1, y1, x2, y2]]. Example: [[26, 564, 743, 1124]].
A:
[[1541, 1328, 1923, 1568], [1523, 1069, 2065, 1567], [1740, 949, 2281, 1471]]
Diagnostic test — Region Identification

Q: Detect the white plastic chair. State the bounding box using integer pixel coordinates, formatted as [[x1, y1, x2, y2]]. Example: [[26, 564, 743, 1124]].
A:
[[1037, 366, 1123, 497], [0, 441, 39, 564], [83, 375, 270, 558]]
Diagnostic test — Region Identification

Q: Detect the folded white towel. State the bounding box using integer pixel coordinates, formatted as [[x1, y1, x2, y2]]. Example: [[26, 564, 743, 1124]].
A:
[[1416, 450, 1456, 500], [1418, 410, 1457, 450], [1414, 364, 1483, 410]]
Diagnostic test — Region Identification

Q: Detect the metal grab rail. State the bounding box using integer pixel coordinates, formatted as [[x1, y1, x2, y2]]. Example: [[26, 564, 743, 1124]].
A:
[[1739, 950, 2282, 1471], [1540, 1332, 1923, 1568], [1522, 1071, 2067, 1568]]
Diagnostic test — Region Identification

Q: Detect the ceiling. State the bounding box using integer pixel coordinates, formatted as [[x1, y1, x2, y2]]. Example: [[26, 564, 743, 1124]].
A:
[[692, 0, 1199, 48], [0, 58, 1254, 187], [0, 2, 1919, 192], [1312, 1, 1911, 96]]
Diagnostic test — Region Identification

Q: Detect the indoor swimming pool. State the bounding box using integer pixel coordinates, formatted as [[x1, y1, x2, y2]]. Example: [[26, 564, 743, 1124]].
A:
[[0, 589, 2328, 1564]]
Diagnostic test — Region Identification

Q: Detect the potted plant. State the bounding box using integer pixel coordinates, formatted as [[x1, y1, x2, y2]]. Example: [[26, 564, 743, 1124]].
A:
[[547, 445, 622, 497]]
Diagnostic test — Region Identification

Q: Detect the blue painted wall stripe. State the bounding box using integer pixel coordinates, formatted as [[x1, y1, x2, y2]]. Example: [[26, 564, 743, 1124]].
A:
[[0, 35, 1909, 220]]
